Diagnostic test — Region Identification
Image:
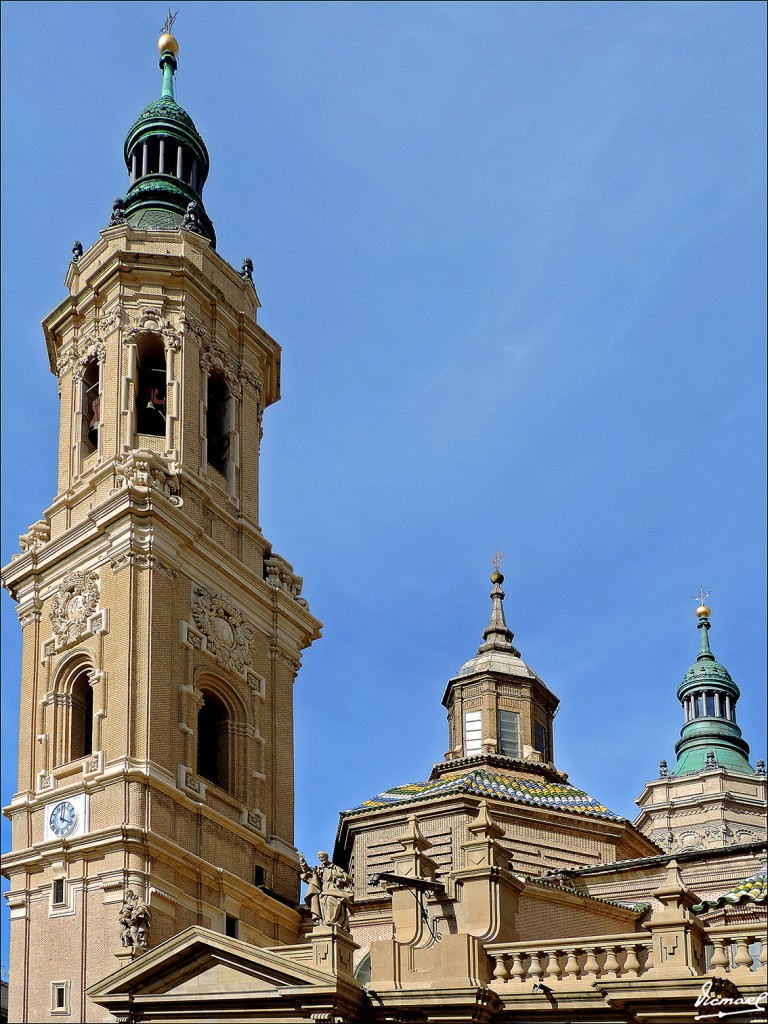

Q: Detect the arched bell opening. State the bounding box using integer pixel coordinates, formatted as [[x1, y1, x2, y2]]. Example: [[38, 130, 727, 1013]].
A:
[[135, 335, 167, 437]]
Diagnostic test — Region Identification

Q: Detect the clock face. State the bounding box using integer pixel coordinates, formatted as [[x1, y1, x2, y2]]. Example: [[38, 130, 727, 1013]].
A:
[[49, 801, 78, 838]]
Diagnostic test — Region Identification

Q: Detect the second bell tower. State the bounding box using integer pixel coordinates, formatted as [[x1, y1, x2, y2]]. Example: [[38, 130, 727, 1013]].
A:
[[2, 27, 321, 1024]]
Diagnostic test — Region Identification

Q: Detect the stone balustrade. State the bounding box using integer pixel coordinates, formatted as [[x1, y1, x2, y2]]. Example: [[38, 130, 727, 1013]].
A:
[[489, 923, 767, 987], [488, 932, 654, 985], [705, 924, 768, 976]]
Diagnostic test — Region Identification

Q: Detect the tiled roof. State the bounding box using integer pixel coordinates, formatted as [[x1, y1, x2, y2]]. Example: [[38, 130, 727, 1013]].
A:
[[344, 767, 626, 821], [693, 868, 767, 913]]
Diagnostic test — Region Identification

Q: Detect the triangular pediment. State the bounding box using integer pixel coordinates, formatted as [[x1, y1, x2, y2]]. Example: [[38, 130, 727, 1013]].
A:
[[87, 926, 354, 1005]]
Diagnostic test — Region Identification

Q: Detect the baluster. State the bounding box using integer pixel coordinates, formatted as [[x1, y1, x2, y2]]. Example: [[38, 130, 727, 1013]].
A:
[[528, 951, 543, 984], [603, 946, 620, 979], [492, 954, 509, 982], [563, 948, 580, 979], [583, 946, 600, 979], [734, 936, 754, 971], [710, 937, 730, 974], [544, 950, 561, 981], [510, 951, 525, 983], [759, 937, 767, 969], [623, 944, 640, 978]]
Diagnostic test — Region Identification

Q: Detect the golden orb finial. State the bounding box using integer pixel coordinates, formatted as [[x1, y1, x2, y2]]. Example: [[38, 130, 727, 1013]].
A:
[[692, 588, 711, 619], [490, 571, 504, 585], [158, 33, 179, 56]]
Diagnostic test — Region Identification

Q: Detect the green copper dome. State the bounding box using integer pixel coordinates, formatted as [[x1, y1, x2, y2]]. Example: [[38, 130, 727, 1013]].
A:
[[670, 609, 753, 777], [129, 96, 202, 137], [118, 36, 216, 247]]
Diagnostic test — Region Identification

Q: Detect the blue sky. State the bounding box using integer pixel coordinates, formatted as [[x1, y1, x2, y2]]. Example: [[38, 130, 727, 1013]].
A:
[[2, 1, 766, 970]]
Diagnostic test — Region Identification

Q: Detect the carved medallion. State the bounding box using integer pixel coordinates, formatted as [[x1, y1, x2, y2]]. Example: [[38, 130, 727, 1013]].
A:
[[191, 585, 254, 676], [49, 570, 100, 649]]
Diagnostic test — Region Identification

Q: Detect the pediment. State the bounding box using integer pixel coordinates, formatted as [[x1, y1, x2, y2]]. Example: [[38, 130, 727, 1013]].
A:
[[87, 926, 345, 1003]]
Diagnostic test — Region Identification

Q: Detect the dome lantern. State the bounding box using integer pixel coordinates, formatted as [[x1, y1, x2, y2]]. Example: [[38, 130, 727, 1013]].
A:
[[118, 21, 216, 246]]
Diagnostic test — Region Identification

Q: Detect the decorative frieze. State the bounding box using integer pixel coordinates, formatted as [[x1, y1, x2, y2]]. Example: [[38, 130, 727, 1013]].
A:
[[190, 584, 254, 677]]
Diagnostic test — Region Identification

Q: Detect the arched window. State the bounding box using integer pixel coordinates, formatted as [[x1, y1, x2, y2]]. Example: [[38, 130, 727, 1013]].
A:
[[206, 372, 230, 474], [136, 336, 167, 437], [81, 358, 100, 453], [70, 669, 94, 762], [197, 691, 229, 789]]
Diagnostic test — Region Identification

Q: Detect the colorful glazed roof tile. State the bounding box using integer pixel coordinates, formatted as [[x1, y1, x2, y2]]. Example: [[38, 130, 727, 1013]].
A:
[[693, 868, 767, 912], [344, 768, 626, 821]]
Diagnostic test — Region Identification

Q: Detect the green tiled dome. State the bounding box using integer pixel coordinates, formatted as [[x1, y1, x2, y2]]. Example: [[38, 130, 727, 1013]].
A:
[[129, 96, 201, 137]]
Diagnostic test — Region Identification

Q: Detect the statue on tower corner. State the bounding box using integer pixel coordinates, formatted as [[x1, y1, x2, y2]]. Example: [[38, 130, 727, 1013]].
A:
[[299, 850, 354, 929], [119, 889, 151, 952], [181, 200, 203, 234], [109, 196, 127, 226]]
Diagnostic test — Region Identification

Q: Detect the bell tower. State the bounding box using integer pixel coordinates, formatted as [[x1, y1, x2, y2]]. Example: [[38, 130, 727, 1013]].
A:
[[2, 27, 321, 1024]]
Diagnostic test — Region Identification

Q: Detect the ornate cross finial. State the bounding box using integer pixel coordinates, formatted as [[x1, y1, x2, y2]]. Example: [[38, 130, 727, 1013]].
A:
[[161, 9, 178, 34], [692, 587, 711, 605], [491, 549, 506, 574]]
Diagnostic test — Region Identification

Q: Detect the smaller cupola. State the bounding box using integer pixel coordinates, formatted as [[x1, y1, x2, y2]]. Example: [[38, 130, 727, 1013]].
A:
[[120, 17, 216, 246], [441, 565, 559, 770], [670, 598, 754, 776]]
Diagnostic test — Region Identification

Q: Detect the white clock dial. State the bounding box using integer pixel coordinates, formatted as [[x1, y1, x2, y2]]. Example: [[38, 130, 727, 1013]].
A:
[[49, 801, 78, 838]]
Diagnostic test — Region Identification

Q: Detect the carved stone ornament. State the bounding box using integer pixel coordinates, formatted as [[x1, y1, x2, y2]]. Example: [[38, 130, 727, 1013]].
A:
[[19, 519, 51, 555], [179, 310, 207, 344], [119, 890, 151, 952], [125, 307, 181, 352], [191, 584, 254, 676], [57, 303, 123, 379], [240, 365, 263, 398], [264, 554, 308, 607], [49, 569, 100, 650], [200, 339, 242, 399], [113, 450, 182, 505]]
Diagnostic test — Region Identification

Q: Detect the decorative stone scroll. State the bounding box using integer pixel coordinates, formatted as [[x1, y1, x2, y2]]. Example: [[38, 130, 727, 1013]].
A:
[[113, 450, 182, 505], [49, 569, 102, 650], [191, 584, 254, 677]]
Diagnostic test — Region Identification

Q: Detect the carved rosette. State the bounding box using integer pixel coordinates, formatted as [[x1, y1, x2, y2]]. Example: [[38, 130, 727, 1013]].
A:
[[49, 570, 101, 649], [125, 307, 181, 352], [113, 451, 181, 504], [191, 585, 254, 676]]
